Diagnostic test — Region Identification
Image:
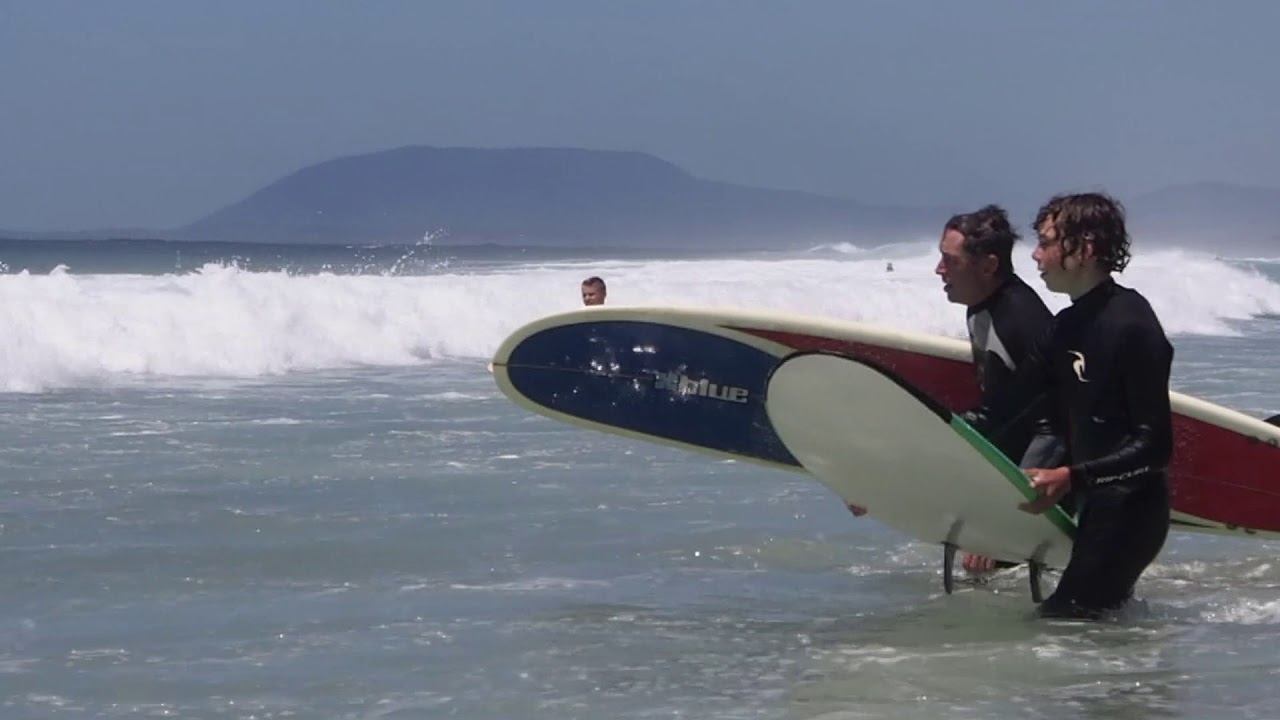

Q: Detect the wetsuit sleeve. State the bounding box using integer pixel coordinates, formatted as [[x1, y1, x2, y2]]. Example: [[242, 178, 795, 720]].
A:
[[1069, 322, 1174, 490], [992, 299, 1050, 380], [962, 323, 1054, 439], [992, 295, 1057, 440]]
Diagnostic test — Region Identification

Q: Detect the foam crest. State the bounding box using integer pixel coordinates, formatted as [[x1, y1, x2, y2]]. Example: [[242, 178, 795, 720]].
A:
[[1202, 598, 1280, 625], [2, 248, 1278, 392], [1113, 249, 1280, 335]]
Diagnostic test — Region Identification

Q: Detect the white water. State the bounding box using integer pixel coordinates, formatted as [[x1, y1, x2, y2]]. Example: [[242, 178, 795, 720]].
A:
[[3, 247, 1279, 393]]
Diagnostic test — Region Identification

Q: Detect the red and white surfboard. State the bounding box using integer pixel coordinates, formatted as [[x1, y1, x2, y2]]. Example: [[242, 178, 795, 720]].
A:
[[492, 305, 1280, 538]]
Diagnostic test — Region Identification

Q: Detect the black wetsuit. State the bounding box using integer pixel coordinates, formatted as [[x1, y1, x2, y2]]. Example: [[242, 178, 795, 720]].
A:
[[966, 275, 1064, 469], [967, 276, 1068, 571], [967, 278, 1174, 618]]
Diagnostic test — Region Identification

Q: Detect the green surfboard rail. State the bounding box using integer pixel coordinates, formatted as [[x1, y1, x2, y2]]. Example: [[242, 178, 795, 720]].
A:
[[948, 414, 1078, 540]]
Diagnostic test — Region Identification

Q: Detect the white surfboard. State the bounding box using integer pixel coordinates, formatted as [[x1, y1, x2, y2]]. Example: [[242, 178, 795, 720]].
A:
[[765, 351, 1076, 572]]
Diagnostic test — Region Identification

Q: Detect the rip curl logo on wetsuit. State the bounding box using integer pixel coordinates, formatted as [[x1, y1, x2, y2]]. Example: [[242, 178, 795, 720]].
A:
[[1091, 465, 1151, 486], [647, 370, 750, 403], [1069, 351, 1089, 383]]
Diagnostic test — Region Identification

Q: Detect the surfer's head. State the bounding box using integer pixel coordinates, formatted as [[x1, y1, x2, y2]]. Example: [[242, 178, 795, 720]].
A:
[[1033, 192, 1130, 297], [581, 276, 607, 306], [936, 204, 1018, 306]]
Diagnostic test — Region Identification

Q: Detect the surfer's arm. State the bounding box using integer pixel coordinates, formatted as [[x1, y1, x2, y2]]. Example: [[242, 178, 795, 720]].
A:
[[1000, 299, 1059, 440], [1069, 323, 1174, 490], [960, 327, 1054, 439]]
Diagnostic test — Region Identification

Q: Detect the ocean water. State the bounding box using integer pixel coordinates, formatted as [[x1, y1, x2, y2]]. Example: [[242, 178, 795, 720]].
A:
[[2, 238, 1280, 719]]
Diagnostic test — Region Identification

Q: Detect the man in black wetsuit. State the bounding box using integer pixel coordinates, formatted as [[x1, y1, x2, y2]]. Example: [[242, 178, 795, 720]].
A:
[[965, 192, 1174, 619], [935, 205, 1066, 574]]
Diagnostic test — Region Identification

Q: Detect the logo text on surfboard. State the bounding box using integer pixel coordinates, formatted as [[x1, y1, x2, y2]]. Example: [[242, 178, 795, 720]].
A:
[[647, 371, 749, 403]]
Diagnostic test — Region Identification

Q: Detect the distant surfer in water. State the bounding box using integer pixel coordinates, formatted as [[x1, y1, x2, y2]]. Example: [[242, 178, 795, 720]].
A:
[[581, 276, 607, 306], [934, 204, 1067, 575], [965, 192, 1173, 619]]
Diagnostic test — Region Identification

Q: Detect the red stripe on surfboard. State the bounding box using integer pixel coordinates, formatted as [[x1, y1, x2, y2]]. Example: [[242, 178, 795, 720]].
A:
[[1167, 415, 1280, 534], [733, 326, 1280, 534], [729, 327, 981, 410]]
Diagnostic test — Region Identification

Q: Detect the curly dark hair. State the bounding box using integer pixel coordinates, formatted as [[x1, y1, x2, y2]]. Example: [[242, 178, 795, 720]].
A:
[[1033, 192, 1132, 273], [943, 204, 1019, 278]]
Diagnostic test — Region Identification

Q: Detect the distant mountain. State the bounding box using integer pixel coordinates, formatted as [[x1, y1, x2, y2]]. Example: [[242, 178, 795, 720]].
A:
[[177, 146, 955, 247], [1126, 182, 1280, 254], [5, 151, 1278, 253], [0, 227, 165, 242]]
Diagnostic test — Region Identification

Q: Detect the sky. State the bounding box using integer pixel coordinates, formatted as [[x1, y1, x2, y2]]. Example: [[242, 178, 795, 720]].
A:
[[2, 0, 1278, 231]]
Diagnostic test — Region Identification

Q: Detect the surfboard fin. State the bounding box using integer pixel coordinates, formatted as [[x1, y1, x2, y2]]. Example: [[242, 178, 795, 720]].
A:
[[944, 551, 1045, 602], [1029, 561, 1044, 603], [941, 518, 964, 595], [942, 543, 957, 595]]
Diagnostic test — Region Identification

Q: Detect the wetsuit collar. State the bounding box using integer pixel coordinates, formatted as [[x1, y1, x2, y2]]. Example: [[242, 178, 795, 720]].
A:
[[966, 275, 1021, 316], [1069, 277, 1117, 311]]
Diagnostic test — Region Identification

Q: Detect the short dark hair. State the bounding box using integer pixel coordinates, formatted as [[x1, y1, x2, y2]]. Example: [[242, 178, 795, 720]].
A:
[[1034, 192, 1132, 273], [582, 276, 606, 290], [943, 204, 1018, 278]]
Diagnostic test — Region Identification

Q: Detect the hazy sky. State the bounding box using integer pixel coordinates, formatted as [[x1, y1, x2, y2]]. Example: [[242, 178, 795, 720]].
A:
[[3, 0, 1278, 230]]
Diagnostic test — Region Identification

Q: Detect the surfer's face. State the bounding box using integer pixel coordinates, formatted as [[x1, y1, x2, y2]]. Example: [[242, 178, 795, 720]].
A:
[[1033, 218, 1086, 294], [581, 283, 606, 306], [936, 229, 997, 306]]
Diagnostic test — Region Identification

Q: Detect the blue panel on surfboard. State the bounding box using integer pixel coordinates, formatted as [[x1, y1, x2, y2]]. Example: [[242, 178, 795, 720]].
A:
[[505, 320, 798, 465]]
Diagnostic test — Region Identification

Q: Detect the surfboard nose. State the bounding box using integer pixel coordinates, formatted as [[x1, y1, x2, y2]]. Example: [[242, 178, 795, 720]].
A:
[[493, 318, 799, 467]]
